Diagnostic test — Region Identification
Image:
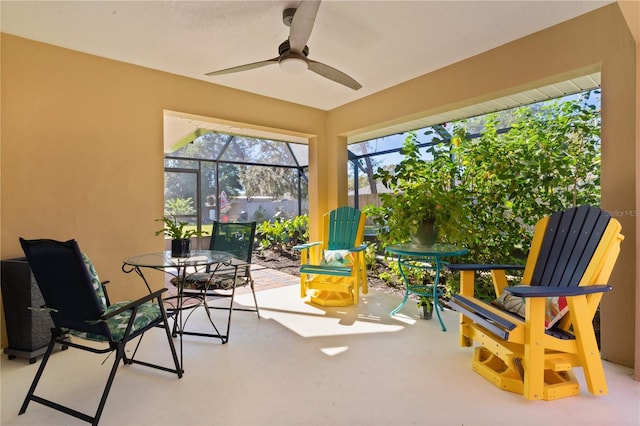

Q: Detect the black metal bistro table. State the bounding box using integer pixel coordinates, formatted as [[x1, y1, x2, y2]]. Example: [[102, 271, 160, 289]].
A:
[[385, 243, 468, 332], [122, 250, 234, 370]]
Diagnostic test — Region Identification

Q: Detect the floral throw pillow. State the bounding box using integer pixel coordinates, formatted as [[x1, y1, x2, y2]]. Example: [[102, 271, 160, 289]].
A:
[[321, 249, 353, 267], [492, 291, 569, 329]]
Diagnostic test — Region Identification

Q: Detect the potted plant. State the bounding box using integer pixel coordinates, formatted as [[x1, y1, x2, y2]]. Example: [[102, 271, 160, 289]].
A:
[[417, 296, 433, 319], [367, 131, 461, 246], [155, 215, 208, 257]]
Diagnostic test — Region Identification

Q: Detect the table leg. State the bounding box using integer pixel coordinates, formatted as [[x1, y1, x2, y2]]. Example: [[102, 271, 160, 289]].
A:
[[390, 255, 409, 316], [390, 255, 447, 331], [176, 266, 185, 371], [172, 264, 229, 350], [433, 257, 446, 332], [122, 263, 185, 370]]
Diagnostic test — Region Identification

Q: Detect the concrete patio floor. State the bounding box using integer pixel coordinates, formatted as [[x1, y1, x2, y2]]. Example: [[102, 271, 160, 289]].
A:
[[1, 266, 638, 425]]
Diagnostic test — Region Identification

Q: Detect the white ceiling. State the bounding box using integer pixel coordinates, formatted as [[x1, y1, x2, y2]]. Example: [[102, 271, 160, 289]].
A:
[[1, 0, 611, 112]]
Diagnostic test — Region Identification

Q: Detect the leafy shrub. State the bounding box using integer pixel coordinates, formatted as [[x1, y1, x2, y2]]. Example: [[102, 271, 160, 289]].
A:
[[252, 205, 268, 223], [164, 197, 196, 216], [256, 214, 309, 253]]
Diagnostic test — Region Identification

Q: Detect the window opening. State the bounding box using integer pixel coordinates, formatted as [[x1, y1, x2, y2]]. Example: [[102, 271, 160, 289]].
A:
[[164, 131, 308, 235]]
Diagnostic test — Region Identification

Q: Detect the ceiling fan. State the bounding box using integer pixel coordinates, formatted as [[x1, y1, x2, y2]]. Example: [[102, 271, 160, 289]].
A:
[[205, 0, 362, 90]]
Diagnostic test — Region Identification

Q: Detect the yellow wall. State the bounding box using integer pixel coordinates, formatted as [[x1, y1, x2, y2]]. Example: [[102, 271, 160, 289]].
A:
[[1, 3, 638, 370]]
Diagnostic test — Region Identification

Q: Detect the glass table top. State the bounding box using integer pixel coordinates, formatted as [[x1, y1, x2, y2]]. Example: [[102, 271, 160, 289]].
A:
[[123, 250, 233, 268], [385, 243, 468, 257]]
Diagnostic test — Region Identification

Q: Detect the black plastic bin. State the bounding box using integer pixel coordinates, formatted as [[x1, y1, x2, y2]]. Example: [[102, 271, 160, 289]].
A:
[[1, 258, 55, 363]]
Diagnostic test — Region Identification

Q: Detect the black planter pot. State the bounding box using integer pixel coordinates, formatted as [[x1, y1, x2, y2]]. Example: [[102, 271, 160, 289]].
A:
[[420, 302, 433, 320], [171, 239, 191, 257]]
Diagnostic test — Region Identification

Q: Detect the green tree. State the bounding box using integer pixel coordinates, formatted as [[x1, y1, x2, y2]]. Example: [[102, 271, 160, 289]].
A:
[[240, 166, 300, 200], [218, 163, 243, 198], [447, 94, 601, 263]]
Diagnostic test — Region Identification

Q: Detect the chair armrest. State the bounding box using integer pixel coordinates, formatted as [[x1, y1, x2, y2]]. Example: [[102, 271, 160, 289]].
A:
[[447, 264, 525, 299], [100, 280, 112, 306], [349, 243, 367, 253], [101, 288, 167, 320], [293, 241, 322, 251], [446, 264, 525, 272], [505, 285, 612, 298]]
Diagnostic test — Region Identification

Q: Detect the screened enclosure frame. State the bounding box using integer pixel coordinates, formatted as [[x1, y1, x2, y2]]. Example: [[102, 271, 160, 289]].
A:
[[164, 132, 309, 233]]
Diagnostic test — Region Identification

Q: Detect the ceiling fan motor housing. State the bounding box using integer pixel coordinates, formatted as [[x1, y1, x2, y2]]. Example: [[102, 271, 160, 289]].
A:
[[282, 8, 296, 27], [278, 40, 309, 57]]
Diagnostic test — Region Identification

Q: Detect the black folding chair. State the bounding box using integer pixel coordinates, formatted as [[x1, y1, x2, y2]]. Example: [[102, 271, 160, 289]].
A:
[[19, 238, 182, 425], [170, 221, 260, 342], [205, 221, 260, 317]]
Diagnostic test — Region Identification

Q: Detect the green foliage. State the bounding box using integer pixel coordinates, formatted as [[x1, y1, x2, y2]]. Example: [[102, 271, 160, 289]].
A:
[[417, 296, 432, 312], [366, 131, 466, 245], [218, 164, 244, 198], [164, 197, 196, 216], [372, 133, 438, 242], [379, 259, 431, 288], [366, 93, 601, 299], [252, 205, 268, 223], [155, 215, 208, 239], [364, 243, 379, 271], [240, 166, 301, 201], [447, 94, 601, 264], [256, 214, 309, 253]]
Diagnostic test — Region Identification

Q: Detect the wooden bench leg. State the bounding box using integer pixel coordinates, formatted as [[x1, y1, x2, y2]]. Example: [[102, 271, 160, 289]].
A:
[[458, 270, 475, 347], [523, 297, 545, 400], [570, 296, 608, 396]]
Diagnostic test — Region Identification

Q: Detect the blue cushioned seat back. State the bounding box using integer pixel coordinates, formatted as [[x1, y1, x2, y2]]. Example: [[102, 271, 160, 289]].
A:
[[19, 238, 112, 339], [531, 205, 610, 288]]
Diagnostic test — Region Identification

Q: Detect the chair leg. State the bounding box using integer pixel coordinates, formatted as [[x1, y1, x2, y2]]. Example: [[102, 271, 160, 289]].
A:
[[571, 296, 607, 396], [19, 331, 57, 415], [249, 278, 261, 318], [523, 298, 546, 400], [160, 305, 183, 377], [129, 304, 183, 377], [21, 331, 119, 426], [222, 283, 236, 343], [91, 342, 126, 426]]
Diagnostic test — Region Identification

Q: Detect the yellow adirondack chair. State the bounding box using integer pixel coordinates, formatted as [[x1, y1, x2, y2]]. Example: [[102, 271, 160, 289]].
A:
[[448, 205, 623, 400], [294, 206, 368, 307]]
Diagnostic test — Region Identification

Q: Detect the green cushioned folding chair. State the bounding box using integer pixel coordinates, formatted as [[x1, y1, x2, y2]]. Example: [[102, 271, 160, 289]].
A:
[[19, 238, 182, 426]]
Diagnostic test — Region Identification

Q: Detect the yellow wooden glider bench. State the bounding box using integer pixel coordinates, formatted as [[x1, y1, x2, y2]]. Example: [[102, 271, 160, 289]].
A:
[[448, 205, 623, 400]]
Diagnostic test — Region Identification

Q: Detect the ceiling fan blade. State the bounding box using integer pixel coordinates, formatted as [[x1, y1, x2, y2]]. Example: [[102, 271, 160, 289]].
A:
[[308, 60, 362, 90], [205, 58, 279, 76], [289, 0, 321, 53]]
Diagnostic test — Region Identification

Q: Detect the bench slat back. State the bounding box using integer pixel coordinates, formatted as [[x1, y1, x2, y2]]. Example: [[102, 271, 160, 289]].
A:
[[326, 206, 364, 250], [531, 205, 610, 288]]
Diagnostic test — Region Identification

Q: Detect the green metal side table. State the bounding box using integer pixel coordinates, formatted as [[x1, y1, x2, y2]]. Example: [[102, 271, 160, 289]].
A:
[[385, 243, 468, 331]]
